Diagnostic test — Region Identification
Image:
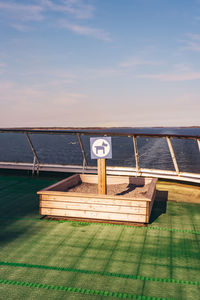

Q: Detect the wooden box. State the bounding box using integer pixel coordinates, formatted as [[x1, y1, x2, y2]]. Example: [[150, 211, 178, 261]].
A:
[[37, 174, 157, 224]]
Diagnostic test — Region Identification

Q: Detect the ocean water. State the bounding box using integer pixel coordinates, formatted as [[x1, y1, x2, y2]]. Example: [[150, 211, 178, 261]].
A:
[[0, 128, 199, 174]]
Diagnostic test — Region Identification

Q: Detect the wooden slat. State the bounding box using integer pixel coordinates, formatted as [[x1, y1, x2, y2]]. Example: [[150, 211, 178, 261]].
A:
[[38, 174, 81, 192], [40, 194, 147, 207], [39, 190, 149, 201], [40, 208, 146, 223], [80, 174, 128, 185], [146, 178, 157, 199], [40, 200, 146, 214]]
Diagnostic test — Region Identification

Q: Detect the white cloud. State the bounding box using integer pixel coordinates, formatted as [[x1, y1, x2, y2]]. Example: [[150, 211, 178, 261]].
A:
[[0, 80, 86, 106], [120, 57, 163, 68], [0, 1, 44, 22], [180, 33, 200, 52], [0, 0, 109, 41], [0, 0, 94, 21], [0, 80, 88, 126], [174, 93, 200, 104], [139, 72, 200, 81], [10, 23, 30, 32], [186, 33, 200, 40], [39, 0, 95, 19], [60, 21, 111, 41], [0, 62, 5, 75]]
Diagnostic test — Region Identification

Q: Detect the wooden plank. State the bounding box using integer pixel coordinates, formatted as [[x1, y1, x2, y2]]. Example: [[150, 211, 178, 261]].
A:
[[148, 188, 156, 217], [40, 200, 146, 214], [40, 194, 147, 207], [98, 159, 107, 194], [146, 202, 149, 223], [37, 174, 81, 193], [39, 190, 149, 201], [146, 178, 157, 199], [80, 174, 129, 185], [40, 208, 146, 223]]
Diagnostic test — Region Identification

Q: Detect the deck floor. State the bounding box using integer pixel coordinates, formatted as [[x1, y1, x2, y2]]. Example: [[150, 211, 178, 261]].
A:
[[0, 172, 200, 300]]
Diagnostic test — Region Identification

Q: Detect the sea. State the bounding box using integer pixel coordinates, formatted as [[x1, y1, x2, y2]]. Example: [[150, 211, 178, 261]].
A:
[[0, 127, 200, 174]]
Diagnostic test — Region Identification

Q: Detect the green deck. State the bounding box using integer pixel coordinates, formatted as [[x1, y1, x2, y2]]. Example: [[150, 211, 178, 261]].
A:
[[0, 172, 199, 300]]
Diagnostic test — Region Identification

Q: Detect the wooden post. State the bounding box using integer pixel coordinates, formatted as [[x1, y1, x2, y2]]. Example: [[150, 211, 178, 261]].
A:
[[98, 158, 107, 194]]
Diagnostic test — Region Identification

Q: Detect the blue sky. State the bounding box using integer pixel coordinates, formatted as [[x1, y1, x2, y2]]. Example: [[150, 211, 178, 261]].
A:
[[0, 0, 200, 127]]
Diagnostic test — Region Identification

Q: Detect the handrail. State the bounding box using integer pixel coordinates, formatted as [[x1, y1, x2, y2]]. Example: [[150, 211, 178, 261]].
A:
[[0, 127, 199, 139], [0, 127, 199, 183]]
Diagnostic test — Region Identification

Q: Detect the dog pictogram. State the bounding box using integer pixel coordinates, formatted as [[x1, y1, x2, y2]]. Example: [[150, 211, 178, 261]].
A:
[[90, 137, 112, 159], [94, 141, 108, 155]]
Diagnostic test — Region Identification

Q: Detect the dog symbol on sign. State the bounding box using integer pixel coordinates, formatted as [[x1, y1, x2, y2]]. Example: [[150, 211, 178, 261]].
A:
[[90, 137, 112, 159], [95, 141, 108, 155]]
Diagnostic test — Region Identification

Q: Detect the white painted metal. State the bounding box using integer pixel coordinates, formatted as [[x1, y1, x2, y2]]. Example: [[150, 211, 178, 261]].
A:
[[77, 133, 88, 168], [0, 162, 199, 183], [25, 133, 40, 174], [0, 130, 199, 183], [166, 137, 180, 175], [132, 136, 141, 176], [198, 139, 200, 152]]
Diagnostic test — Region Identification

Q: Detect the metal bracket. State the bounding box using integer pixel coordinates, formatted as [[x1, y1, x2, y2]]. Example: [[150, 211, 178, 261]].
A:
[[77, 133, 88, 173], [166, 136, 180, 175], [197, 139, 200, 152], [25, 133, 40, 175], [133, 136, 141, 176]]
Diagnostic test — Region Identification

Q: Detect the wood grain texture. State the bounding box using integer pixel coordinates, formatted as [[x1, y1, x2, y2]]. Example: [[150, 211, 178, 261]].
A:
[[38, 174, 157, 224], [40, 208, 146, 223], [98, 159, 107, 194], [40, 200, 146, 214], [40, 194, 147, 207]]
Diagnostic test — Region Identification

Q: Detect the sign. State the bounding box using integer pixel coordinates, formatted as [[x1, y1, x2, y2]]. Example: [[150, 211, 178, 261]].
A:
[[90, 137, 112, 159]]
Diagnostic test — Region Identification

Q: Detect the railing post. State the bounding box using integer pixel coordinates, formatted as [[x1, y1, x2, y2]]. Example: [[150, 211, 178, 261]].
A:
[[77, 133, 88, 172], [133, 136, 141, 176], [197, 139, 200, 152], [25, 133, 40, 175], [166, 136, 179, 175]]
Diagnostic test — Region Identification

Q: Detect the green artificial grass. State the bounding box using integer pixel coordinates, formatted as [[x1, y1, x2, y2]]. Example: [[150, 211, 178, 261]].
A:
[[0, 173, 199, 300]]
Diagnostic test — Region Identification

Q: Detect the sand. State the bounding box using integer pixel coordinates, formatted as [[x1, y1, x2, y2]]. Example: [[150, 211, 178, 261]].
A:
[[68, 182, 150, 197]]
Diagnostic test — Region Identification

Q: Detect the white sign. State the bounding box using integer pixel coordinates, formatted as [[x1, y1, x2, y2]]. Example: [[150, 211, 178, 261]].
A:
[[90, 137, 112, 159]]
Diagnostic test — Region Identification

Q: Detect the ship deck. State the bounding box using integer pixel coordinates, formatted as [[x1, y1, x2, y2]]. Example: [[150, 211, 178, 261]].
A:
[[0, 171, 200, 299]]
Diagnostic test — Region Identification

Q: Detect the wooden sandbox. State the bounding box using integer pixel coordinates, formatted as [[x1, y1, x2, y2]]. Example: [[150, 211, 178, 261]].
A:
[[37, 174, 157, 224]]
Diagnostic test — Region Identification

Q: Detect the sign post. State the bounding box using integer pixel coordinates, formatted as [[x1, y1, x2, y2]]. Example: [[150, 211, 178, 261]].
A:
[[90, 137, 112, 195], [98, 158, 107, 194]]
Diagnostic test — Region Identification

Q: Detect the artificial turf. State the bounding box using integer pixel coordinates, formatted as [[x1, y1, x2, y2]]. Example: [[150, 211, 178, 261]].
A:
[[0, 172, 199, 299]]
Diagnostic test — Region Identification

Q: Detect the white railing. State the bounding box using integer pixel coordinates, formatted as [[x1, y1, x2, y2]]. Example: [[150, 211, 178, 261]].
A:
[[0, 128, 199, 183]]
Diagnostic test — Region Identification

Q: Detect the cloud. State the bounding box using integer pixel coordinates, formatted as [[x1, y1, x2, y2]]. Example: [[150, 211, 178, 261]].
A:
[[0, 1, 44, 22], [186, 33, 200, 40], [139, 72, 200, 81], [60, 21, 111, 41], [10, 23, 30, 32], [0, 80, 88, 126], [180, 33, 200, 52], [174, 93, 200, 104], [39, 0, 95, 19], [120, 57, 163, 68], [0, 80, 87, 106], [0, 1, 109, 41], [0, 62, 5, 75], [0, 0, 94, 21]]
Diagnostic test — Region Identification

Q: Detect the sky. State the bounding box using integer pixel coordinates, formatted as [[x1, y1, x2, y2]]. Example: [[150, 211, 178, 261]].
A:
[[0, 0, 200, 127]]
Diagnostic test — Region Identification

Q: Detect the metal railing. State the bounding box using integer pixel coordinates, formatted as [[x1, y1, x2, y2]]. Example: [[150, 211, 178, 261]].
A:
[[0, 128, 199, 183]]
